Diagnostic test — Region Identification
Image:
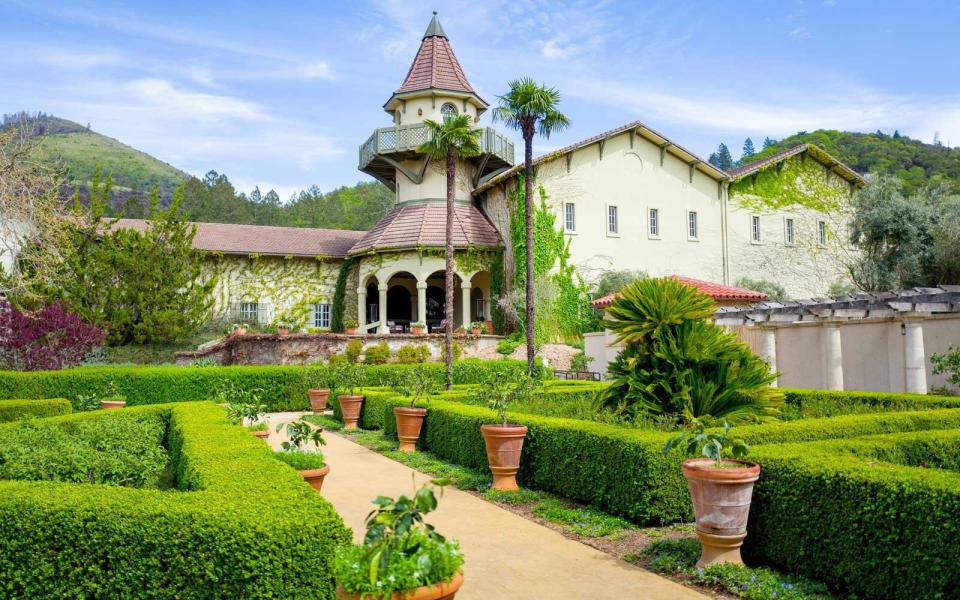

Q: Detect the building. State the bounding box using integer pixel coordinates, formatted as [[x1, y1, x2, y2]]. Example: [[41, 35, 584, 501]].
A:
[[113, 13, 864, 335]]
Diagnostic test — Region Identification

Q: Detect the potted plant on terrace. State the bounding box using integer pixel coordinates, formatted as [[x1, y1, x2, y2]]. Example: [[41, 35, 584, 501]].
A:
[[304, 365, 331, 412], [345, 318, 359, 335], [410, 321, 427, 336], [663, 421, 758, 567], [276, 320, 292, 335], [471, 371, 541, 491], [275, 419, 329, 491], [469, 321, 485, 336], [392, 366, 440, 452], [333, 479, 464, 600], [230, 322, 249, 336], [333, 361, 365, 430]]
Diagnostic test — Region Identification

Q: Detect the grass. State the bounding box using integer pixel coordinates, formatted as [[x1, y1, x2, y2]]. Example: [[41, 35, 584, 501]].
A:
[[303, 414, 343, 431], [531, 497, 635, 537]]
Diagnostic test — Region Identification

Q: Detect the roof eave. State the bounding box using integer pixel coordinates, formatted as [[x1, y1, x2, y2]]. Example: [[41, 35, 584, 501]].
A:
[[383, 89, 489, 115]]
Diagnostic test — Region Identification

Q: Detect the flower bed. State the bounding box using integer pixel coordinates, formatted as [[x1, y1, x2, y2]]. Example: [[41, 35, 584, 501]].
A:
[[0, 398, 72, 422], [0, 402, 350, 598]]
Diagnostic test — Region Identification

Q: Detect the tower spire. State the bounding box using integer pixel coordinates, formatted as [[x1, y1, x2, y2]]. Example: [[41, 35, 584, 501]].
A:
[[423, 11, 447, 39]]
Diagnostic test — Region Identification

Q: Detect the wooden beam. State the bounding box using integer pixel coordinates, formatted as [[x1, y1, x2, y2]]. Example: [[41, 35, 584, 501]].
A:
[[659, 143, 670, 166], [598, 139, 606, 161], [688, 160, 700, 183], [629, 128, 636, 149], [565, 153, 573, 173]]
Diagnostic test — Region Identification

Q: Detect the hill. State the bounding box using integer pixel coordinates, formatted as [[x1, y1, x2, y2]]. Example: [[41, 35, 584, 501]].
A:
[[739, 129, 960, 193]]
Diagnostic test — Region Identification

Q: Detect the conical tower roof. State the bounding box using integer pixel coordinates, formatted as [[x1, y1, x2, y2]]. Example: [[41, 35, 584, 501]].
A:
[[386, 12, 486, 107]]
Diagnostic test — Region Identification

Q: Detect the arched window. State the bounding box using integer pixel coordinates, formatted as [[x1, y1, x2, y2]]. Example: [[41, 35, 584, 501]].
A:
[[440, 102, 458, 122]]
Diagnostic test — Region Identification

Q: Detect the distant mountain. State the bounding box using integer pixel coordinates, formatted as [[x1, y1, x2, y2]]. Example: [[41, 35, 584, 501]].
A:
[[739, 129, 960, 193]]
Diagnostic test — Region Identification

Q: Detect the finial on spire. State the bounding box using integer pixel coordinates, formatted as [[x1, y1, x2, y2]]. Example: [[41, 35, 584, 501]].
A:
[[423, 11, 447, 39]]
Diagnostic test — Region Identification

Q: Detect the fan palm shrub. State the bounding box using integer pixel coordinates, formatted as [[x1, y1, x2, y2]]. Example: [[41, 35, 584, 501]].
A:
[[598, 277, 782, 424]]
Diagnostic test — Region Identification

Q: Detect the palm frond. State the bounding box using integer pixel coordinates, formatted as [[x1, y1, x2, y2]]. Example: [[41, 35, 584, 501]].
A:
[[417, 115, 482, 161]]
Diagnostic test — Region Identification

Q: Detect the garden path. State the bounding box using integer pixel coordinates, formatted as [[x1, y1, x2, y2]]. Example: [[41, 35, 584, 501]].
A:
[[268, 412, 706, 600]]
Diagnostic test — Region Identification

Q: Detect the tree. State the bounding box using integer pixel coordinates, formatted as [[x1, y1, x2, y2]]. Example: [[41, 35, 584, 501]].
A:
[[762, 136, 776, 150], [0, 300, 105, 370], [734, 277, 787, 302], [34, 171, 216, 345], [493, 78, 571, 375], [418, 114, 482, 389], [714, 143, 735, 170], [590, 269, 647, 300], [741, 138, 755, 162]]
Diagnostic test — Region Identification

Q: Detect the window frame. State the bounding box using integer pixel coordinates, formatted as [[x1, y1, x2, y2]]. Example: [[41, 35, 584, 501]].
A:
[[687, 210, 699, 241], [648, 207, 660, 239], [751, 215, 762, 244], [784, 217, 795, 246], [239, 301, 259, 324], [440, 102, 458, 122], [564, 202, 576, 233], [606, 204, 619, 236], [817, 220, 827, 246], [313, 302, 331, 329]]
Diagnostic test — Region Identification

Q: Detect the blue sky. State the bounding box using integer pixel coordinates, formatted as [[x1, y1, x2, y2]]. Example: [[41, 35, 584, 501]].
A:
[[3, 0, 959, 200]]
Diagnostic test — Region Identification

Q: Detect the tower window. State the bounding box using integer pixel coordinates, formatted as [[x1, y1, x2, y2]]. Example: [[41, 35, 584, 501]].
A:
[[440, 103, 458, 122]]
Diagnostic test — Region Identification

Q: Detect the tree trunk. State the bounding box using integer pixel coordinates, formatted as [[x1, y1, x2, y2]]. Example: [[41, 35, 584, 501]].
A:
[[445, 148, 456, 390], [524, 129, 535, 376]]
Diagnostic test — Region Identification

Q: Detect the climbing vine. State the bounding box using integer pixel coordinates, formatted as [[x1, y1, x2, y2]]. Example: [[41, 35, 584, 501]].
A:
[[730, 154, 850, 213], [330, 257, 355, 332]]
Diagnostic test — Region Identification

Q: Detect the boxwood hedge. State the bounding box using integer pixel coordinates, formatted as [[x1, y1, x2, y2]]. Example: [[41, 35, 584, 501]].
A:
[[0, 398, 72, 422], [0, 402, 351, 598]]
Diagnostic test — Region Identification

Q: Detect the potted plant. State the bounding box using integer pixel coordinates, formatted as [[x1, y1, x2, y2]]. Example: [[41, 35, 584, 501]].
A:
[[344, 318, 359, 335], [226, 396, 269, 441], [472, 371, 540, 491], [304, 365, 331, 412], [332, 362, 365, 430], [275, 419, 329, 491], [392, 366, 440, 452], [333, 480, 464, 600], [663, 421, 758, 567], [230, 322, 249, 336], [469, 321, 485, 336], [100, 381, 126, 409], [276, 320, 292, 335], [453, 326, 467, 339], [410, 321, 427, 336]]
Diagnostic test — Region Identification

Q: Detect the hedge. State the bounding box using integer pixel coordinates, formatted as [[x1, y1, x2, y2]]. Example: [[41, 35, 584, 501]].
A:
[[0, 398, 72, 422], [0, 359, 539, 412], [0, 402, 351, 598], [782, 387, 960, 419], [746, 435, 960, 599]]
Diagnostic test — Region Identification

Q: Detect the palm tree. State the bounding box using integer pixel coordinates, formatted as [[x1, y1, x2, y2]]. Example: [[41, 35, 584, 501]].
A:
[[493, 78, 570, 375], [418, 114, 482, 389]]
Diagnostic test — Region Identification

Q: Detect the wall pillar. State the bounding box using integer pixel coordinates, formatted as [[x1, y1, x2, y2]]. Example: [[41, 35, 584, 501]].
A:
[[758, 325, 778, 387], [416, 281, 427, 326], [378, 284, 389, 334], [461, 281, 472, 330], [903, 315, 928, 394], [821, 321, 844, 390], [357, 288, 366, 331]]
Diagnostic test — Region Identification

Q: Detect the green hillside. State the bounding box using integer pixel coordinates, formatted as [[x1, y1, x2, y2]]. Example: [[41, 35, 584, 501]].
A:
[[740, 129, 960, 193]]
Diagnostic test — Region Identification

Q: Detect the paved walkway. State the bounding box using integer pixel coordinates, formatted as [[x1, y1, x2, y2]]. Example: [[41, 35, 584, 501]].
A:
[[267, 412, 705, 600]]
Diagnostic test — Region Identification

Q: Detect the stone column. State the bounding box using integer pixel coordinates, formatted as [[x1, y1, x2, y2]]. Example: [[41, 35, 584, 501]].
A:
[[378, 284, 389, 334], [758, 325, 778, 387], [416, 281, 427, 326], [461, 281, 472, 330], [903, 315, 928, 394], [356, 287, 366, 332], [821, 321, 844, 390]]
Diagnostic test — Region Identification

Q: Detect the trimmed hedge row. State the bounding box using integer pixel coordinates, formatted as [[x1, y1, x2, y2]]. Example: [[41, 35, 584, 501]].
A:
[[747, 437, 960, 599], [782, 387, 960, 418], [0, 359, 537, 412], [0, 402, 351, 598], [0, 398, 72, 422]]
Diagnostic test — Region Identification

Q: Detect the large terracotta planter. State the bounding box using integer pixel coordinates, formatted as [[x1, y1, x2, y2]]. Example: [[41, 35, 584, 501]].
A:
[[681, 458, 761, 567], [309, 388, 330, 412], [299, 464, 330, 492], [233, 327, 247, 336], [277, 327, 290, 335], [339, 394, 364, 430], [336, 571, 463, 600], [411, 326, 426, 336], [345, 327, 359, 335], [484, 320, 493, 335], [251, 429, 269, 441], [100, 400, 126, 410], [470, 327, 482, 336], [480, 424, 528, 491], [394, 406, 427, 452]]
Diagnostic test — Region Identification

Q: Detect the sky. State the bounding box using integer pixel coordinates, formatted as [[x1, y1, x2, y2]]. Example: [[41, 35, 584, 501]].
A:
[[3, 0, 959, 200]]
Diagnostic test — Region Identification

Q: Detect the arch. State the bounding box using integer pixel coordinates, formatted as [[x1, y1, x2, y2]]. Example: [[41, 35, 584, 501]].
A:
[[440, 102, 458, 122]]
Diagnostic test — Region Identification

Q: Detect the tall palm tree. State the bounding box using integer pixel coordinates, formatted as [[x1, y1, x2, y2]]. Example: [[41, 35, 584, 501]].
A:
[[419, 113, 482, 389], [493, 78, 570, 375]]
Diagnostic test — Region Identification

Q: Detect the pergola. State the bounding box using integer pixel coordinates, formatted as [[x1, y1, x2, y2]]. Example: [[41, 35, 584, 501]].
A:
[[714, 286, 960, 393]]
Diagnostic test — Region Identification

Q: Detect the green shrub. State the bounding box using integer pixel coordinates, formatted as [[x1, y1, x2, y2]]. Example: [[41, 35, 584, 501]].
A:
[[274, 450, 327, 470], [0, 403, 350, 597], [396, 344, 431, 364], [363, 342, 391, 365], [782, 387, 960, 419], [440, 340, 463, 362], [0, 398, 72, 422], [344, 340, 363, 363]]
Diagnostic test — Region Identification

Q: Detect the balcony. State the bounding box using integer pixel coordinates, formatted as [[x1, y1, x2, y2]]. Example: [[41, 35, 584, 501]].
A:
[[359, 123, 515, 190]]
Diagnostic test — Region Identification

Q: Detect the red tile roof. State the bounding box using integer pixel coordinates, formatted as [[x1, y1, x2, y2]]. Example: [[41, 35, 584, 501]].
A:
[[348, 203, 501, 255], [591, 275, 768, 309], [110, 219, 366, 258], [395, 31, 477, 97]]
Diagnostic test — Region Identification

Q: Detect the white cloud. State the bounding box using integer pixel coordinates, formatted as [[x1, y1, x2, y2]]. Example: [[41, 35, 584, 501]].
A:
[[540, 39, 572, 60], [289, 60, 335, 80], [789, 26, 811, 39], [125, 79, 268, 122], [35, 47, 128, 69]]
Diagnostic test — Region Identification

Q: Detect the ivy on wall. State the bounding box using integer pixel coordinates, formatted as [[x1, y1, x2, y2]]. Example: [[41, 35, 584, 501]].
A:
[[330, 257, 355, 332], [489, 249, 505, 334], [730, 154, 849, 213]]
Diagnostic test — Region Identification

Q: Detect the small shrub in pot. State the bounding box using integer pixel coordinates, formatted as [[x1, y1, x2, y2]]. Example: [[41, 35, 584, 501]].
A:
[[275, 418, 328, 491], [471, 371, 541, 491], [332, 362, 365, 430], [392, 366, 440, 452]]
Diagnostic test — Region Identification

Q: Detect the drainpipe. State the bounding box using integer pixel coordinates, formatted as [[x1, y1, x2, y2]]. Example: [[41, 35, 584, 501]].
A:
[[720, 181, 730, 285]]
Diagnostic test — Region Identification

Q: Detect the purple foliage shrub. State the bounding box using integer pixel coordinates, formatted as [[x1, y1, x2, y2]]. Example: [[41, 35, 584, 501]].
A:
[[0, 300, 106, 371]]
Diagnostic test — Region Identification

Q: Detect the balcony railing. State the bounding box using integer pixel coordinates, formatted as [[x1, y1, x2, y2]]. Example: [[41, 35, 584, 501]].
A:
[[359, 123, 514, 169]]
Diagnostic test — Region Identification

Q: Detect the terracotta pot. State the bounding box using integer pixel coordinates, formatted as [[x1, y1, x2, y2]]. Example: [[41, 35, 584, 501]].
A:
[[299, 464, 330, 492], [100, 400, 126, 410], [484, 320, 494, 335], [394, 406, 427, 452], [345, 327, 359, 335], [277, 327, 290, 335], [234, 327, 247, 336], [309, 388, 330, 412], [480, 424, 528, 491], [411, 326, 426, 336], [251, 429, 269, 441], [681, 458, 761, 567], [337, 571, 463, 600], [470, 328, 482, 336], [338, 394, 364, 430]]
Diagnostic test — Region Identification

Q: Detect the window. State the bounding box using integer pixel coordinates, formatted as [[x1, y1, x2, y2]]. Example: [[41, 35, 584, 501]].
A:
[[687, 211, 698, 239], [564, 203, 576, 232], [607, 205, 619, 234], [239, 302, 258, 323], [785, 218, 795, 245], [817, 220, 827, 245], [751, 215, 761, 243], [440, 102, 458, 122], [648, 208, 659, 237], [313, 303, 330, 329], [367, 303, 379, 324]]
